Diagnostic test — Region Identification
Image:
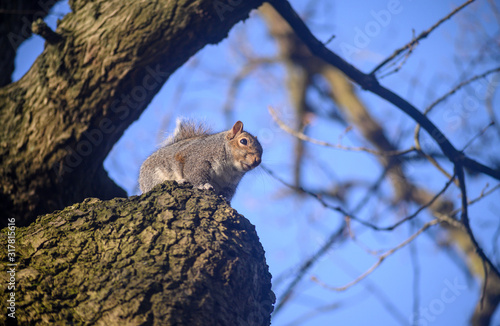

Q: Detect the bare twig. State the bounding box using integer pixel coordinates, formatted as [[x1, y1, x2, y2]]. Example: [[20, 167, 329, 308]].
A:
[[382, 173, 456, 231], [377, 29, 417, 79], [410, 220, 421, 325], [311, 219, 439, 291], [455, 166, 499, 307], [468, 183, 500, 206], [261, 164, 380, 230], [324, 33, 336, 45], [487, 0, 500, 26], [269, 106, 415, 157], [272, 223, 346, 315], [484, 73, 500, 137], [422, 66, 500, 116], [436, 183, 500, 221], [330, 255, 410, 325], [414, 67, 500, 180], [370, 0, 475, 75], [262, 164, 455, 232], [285, 302, 341, 326], [223, 57, 278, 119], [461, 121, 495, 152], [268, 0, 500, 181], [413, 127, 457, 185]]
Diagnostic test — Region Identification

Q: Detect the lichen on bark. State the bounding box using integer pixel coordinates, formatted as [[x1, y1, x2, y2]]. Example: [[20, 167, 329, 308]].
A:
[[0, 181, 275, 325]]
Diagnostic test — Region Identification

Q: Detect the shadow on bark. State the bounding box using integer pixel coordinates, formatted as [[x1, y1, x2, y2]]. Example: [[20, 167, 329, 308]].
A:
[[0, 181, 274, 325]]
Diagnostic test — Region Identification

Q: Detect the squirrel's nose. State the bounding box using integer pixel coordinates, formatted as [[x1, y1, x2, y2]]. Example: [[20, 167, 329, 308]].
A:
[[252, 156, 261, 167]]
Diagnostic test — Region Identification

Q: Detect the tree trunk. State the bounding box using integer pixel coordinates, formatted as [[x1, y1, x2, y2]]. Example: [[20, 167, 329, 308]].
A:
[[0, 182, 275, 325], [0, 0, 264, 227]]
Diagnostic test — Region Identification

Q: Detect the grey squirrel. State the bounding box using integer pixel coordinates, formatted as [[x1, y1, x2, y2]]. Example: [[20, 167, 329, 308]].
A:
[[139, 119, 263, 202]]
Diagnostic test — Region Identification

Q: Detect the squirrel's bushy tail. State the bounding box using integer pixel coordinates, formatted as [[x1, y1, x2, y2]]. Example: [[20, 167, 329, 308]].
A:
[[164, 118, 212, 145]]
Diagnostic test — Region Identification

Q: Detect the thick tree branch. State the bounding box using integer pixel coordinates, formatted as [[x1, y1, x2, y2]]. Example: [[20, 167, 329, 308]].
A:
[[0, 182, 275, 325], [0, 0, 264, 226], [0, 0, 60, 87]]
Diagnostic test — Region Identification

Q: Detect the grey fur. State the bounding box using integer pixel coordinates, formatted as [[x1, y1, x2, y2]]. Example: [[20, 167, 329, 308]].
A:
[[139, 120, 262, 202]]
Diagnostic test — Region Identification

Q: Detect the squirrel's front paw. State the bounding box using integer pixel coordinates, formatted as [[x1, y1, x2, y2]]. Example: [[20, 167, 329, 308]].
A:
[[198, 183, 215, 191]]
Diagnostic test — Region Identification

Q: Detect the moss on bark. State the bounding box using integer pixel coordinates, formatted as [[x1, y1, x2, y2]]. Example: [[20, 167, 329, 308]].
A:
[[0, 181, 274, 325]]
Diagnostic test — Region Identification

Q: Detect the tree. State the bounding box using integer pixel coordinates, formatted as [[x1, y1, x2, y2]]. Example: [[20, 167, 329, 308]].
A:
[[2, 0, 500, 325], [258, 2, 500, 324], [0, 0, 264, 227], [1, 0, 275, 324]]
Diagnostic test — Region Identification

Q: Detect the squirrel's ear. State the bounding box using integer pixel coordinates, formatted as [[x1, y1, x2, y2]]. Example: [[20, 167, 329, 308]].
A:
[[229, 121, 243, 139]]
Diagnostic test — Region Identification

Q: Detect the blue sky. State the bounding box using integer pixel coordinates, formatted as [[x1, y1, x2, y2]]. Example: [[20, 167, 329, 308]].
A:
[[13, 0, 500, 325]]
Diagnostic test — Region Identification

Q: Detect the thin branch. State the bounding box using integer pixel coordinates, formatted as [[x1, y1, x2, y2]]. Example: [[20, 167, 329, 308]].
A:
[[269, 106, 415, 157], [262, 164, 455, 232], [461, 121, 495, 152], [324, 33, 336, 45], [485, 73, 500, 137], [455, 166, 500, 307], [382, 173, 456, 231], [371, 0, 475, 75], [468, 183, 500, 206], [311, 219, 439, 291], [422, 66, 500, 116], [487, 0, 500, 25], [413, 68, 500, 180], [223, 57, 278, 117], [268, 0, 500, 181], [410, 220, 421, 325], [351, 166, 390, 213], [435, 183, 500, 222], [261, 165, 380, 230], [272, 223, 346, 315], [285, 302, 341, 326], [325, 254, 410, 325], [377, 29, 418, 79], [414, 126, 457, 185]]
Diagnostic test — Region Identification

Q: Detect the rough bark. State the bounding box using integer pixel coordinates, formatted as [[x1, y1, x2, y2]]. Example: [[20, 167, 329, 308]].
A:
[[0, 0, 264, 227], [0, 181, 275, 325], [0, 0, 59, 87]]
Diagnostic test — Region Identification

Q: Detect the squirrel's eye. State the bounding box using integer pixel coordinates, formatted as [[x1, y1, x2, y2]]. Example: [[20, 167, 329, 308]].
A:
[[240, 138, 248, 145]]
